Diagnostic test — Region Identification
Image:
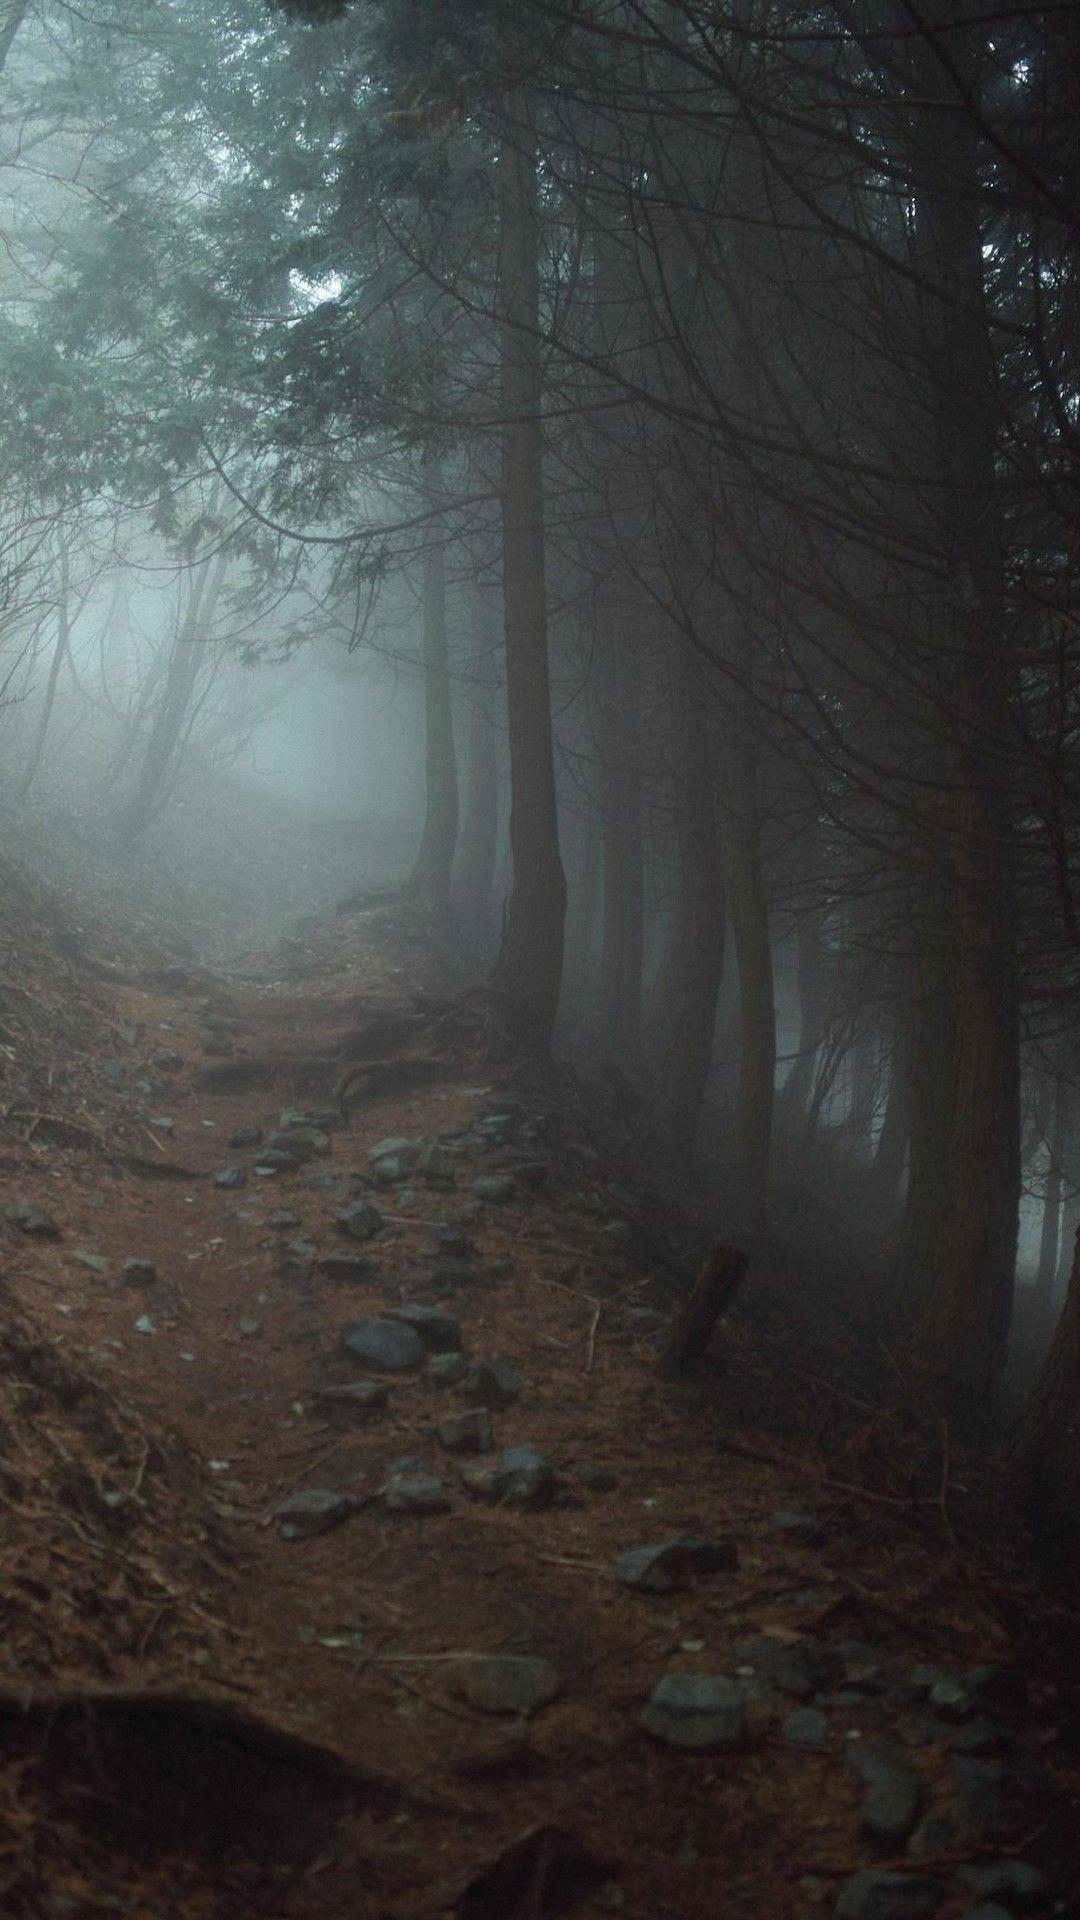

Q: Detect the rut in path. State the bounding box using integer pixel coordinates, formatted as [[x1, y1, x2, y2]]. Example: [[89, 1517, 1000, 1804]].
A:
[[1, 904, 1074, 1920]]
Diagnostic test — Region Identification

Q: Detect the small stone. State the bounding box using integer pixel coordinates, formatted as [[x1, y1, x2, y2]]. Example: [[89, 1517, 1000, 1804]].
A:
[[121, 1257, 157, 1288], [437, 1408, 494, 1454], [952, 1717, 1007, 1756], [5, 1201, 61, 1238], [148, 1116, 174, 1132], [318, 1252, 376, 1283], [494, 1445, 556, 1507], [268, 1126, 330, 1161], [369, 1136, 418, 1164], [315, 1381, 388, 1418], [735, 1635, 838, 1698], [640, 1673, 745, 1751], [784, 1708, 829, 1750], [269, 1210, 301, 1230], [253, 1148, 300, 1177], [419, 1144, 456, 1188], [387, 1304, 462, 1352], [70, 1251, 108, 1274], [835, 1872, 944, 1920], [428, 1352, 469, 1387], [472, 1174, 515, 1202], [154, 1049, 184, 1072], [336, 1201, 385, 1243], [384, 1471, 449, 1514], [229, 1126, 263, 1148], [846, 1742, 922, 1840], [616, 1536, 738, 1592], [953, 1758, 1006, 1842], [930, 1675, 978, 1720], [957, 1862, 1048, 1912], [371, 1153, 412, 1186], [341, 1317, 425, 1372], [237, 1318, 263, 1339], [456, 1655, 559, 1716], [215, 1165, 247, 1189], [577, 1464, 617, 1492], [133, 1314, 156, 1335], [275, 1488, 354, 1540], [462, 1357, 521, 1408]]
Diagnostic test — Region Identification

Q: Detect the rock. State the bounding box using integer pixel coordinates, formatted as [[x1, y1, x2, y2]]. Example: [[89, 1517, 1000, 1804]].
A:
[[576, 1464, 617, 1492], [952, 1717, 1008, 1756], [229, 1126, 263, 1148], [215, 1165, 247, 1189], [953, 1759, 1006, 1843], [371, 1153, 413, 1186], [133, 1314, 156, 1335], [336, 1201, 385, 1243], [835, 1872, 944, 1920], [462, 1357, 521, 1408], [318, 1252, 376, 1283], [847, 1742, 922, 1840], [70, 1251, 108, 1274], [640, 1673, 745, 1751], [237, 1318, 263, 1339], [386, 1304, 462, 1352], [957, 1863, 1048, 1912], [430, 1258, 483, 1291], [384, 1471, 449, 1514], [341, 1317, 425, 1372], [456, 1655, 560, 1716], [369, 1136, 419, 1164], [784, 1708, 829, 1750], [472, 1174, 515, 1202], [428, 1352, 469, 1387], [154, 1049, 185, 1072], [269, 1210, 301, 1229], [281, 1106, 340, 1133], [275, 1488, 354, 1541], [121, 1257, 157, 1288], [268, 1126, 330, 1161], [419, 1145, 455, 1188], [5, 1201, 61, 1238], [280, 1239, 316, 1271], [253, 1148, 301, 1177], [616, 1536, 738, 1592], [307, 1169, 348, 1190], [930, 1675, 979, 1720], [494, 1446, 556, 1507], [437, 1408, 494, 1454], [837, 1641, 886, 1690], [315, 1381, 388, 1418], [735, 1635, 838, 1698], [148, 1116, 174, 1133]]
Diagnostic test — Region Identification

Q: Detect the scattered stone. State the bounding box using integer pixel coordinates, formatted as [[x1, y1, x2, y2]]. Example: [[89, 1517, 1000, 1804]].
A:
[[148, 1116, 174, 1132], [280, 1240, 316, 1271], [307, 1169, 349, 1190], [371, 1153, 413, 1186], [456, 1655, 560, 1716], [387, 1304, 462, 1352], [428, 1352, 469, 1387], [472, 1174, 515, 1203], [318, 1251, 376, 1283], [215, 1165, 247, 1190], [847, 1742, 922, 1840], [314, 1381, 388, 1418], [229, 1126, 263, 1148], [494, 1446, 556, 1507], [268, 1126, 330, 1161], [437, 1408, 494, 1454], [369, 1136, 419, 1164], [419, 1144, 455, 1188], [462, 1357, 521, 1408], [336, 1201, 385, 1243], [640, 1673, 745, 1751], [384, 1470, 449, 1514], [784, 1708, 829, 1751], [5, 1201, 61, 1238], [154, 1049, 185, 1073], [253, 1148, 300, 1176], [930, 1675, 979, 1720], [341, 1317, 425, 1372], [952, 1717, 1008, 1756], [269, 1210, 301, 1230], [835, 1872, 944, 1920], [70, 1251, 108, 1274], [837, 1641, 886, 1690], [616, 1536, 738, 1593], [121, 1257, 157, 1288], [133, 1314, 156, 1335], [735, 1635, 838, 1698], [957, 1862, 1048, 1912], [237, 1318, 263, 1339], [953, 1759, 1006, 1843], [576, 1464, 617, 1492], [275, 1488, 354, 1541]]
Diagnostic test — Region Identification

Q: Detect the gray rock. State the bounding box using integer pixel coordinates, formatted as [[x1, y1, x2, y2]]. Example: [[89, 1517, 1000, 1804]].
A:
[[341, 1318, 425, 1372], [847, 1741, 922, 1839], [456, 1655, 559, 1716], [275, 1488, 354, 1541], [369, 1136, 419, 1164], [253, 1149, 300, 1176], [318, 1252, 376, 1283], [462, 1357, 521, 1407], [384, 1471, 449, 1514], [835, 1872, 944, 1920], [640, 1673, 745, 1751], [472, 1174, 515, 1203], [930, 1675, 978, 1720], [953, 1758, 1006, 1842], [428, 1351, 469, 1387], [70, 1251, 108, 1274], [952, 1717, 1007, 1756], [133, 1314, 156, 1335], [269, 1210, 301, 1230], [267, 1126, 330, 1161], [837, 1641, 887, 1690], [336, 1201, 385, 1243], [154, 1049, 184, 1072], [387, 1304, 462, 1352], [437, 1408, 494, 1454], [215, 1165, 247, 1189], [237, 1317, 263, 1338], [616, 1535, 738, 1592], [957, 1863, 1048, 1912], [315, 1381, 388, 1418], [121, 1257, 157, 1288], [229, 1126, 263, 1148], [735, 1635, 838, 1698], [784, 1708, 829, 1750], [459, 1447, 555, 1508], [5, 1201, 61, 1238], [419, 1144, 456, 1188], [371, 1152, 413, 1186], [281, 1107, 340, 1133]]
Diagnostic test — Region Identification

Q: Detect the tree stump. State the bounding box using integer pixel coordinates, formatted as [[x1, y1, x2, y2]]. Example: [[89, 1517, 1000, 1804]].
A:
[[657, 1243, 749, 1378]]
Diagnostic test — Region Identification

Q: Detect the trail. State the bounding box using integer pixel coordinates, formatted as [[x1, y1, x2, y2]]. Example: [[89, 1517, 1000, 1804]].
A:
[[0, 897, 1075, 1920]]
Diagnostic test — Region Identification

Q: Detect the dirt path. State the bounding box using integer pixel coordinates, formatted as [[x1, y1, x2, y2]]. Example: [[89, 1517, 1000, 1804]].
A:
[[2, 906, 1076, 1920]]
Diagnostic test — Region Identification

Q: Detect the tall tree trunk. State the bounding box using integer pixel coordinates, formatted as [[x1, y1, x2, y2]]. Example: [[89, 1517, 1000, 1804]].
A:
[[489, 105, 566, 1047], [780, 899, 827, 1128], [654, 633, 725, 1156], [871, 1013, 910, 1206], [1035, 1075, 1069, 1313], [1015, 1225, 1080, 1541], [720, 717, 775, 1244], [405, 509, 458, 914], [453, 587, 499, 948], [21, 536, 70, 794], [597, 586, 644, 1073], [120, 554, 226, 838]]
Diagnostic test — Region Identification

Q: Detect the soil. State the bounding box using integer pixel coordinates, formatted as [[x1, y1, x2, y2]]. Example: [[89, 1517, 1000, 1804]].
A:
[[0, 825, 1077, 1920]]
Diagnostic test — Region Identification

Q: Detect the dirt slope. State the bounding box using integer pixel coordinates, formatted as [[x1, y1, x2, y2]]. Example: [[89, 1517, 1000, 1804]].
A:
[[0, 892, 1077, 1920]]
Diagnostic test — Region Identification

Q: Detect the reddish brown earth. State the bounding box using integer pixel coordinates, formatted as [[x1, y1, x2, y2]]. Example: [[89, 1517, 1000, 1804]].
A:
[[0, 876, 1077, 1920]]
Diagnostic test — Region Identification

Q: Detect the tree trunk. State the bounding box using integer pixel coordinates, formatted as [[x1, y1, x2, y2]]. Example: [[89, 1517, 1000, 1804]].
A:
[[1015, 1225, 1080, 1541], [780, 901, 827, 1130], [405, 510, 458, 914], [21, 536, 70, 794], [720, 721, 775, 1245], [597, 585, 644, 1073], [1035, 1075, 1068, 1313], [871, 1014, 910, 1206], [489, 106, 566, 1048], [120, 554, 226, 837], [452, 601, 498, 950]]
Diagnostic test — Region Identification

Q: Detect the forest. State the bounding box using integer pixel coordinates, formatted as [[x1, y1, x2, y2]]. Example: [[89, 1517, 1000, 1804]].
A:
[[0, 0, 1077, 1915]]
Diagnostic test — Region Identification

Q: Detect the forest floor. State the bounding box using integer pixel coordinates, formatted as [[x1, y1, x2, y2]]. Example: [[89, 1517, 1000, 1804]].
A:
[[0, 821, 1078, 1920]]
